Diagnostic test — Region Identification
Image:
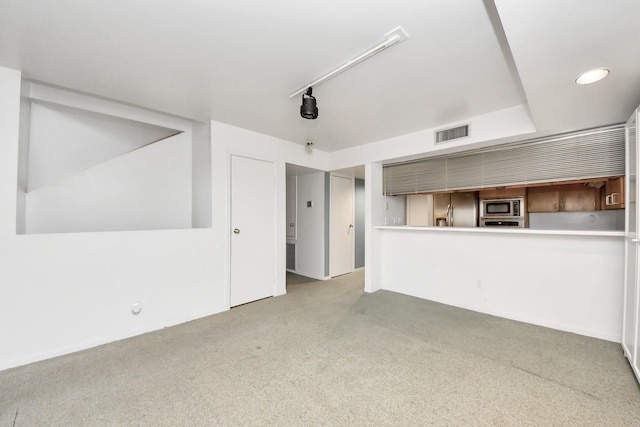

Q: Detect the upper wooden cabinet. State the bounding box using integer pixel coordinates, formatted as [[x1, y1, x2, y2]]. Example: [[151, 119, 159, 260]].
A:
[[527, 188, 560, 212], [527, 183, 600, 212], [604, 176, 625, 209], [561, 188, 598, 211], [526, 178, 624, 212]]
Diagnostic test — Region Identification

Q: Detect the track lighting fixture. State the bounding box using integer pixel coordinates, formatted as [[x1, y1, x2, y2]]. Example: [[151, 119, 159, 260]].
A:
[[300, 87, 318, 120], [289, 26, 409, 99]]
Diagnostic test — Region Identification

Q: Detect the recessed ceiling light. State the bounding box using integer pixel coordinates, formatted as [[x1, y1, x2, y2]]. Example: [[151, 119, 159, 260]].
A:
[[575, 68, 610, 85]]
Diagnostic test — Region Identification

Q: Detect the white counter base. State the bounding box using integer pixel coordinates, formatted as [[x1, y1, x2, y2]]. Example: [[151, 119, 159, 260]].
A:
[[375, 226, 624, 342]]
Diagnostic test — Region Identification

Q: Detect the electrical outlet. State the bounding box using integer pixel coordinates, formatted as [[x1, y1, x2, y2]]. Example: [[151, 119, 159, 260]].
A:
[[131, 301, 142, 314]]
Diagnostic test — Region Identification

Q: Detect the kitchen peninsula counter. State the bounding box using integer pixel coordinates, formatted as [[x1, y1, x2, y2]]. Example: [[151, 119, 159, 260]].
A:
[[371, 224, 624, 343], [375, 225, 624, 238]]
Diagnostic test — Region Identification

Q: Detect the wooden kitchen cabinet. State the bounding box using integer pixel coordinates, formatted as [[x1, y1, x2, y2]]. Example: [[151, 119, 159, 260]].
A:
[[604, 176, 624, 209], [527, 188, 560, 212], [526, 183, 599, 212], [560, 189, 597, 211]]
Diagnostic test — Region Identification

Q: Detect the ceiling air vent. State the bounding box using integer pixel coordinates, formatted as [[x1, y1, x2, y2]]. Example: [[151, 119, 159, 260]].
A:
[[435, 124, 469, 144]]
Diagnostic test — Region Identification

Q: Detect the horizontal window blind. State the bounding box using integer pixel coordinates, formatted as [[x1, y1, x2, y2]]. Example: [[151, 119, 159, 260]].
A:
[[383, 157, 446, 196], [383, 125, 624, 195]]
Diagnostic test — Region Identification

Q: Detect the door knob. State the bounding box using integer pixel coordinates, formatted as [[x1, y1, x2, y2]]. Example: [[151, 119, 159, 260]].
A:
[[233, 228, 240, 234]]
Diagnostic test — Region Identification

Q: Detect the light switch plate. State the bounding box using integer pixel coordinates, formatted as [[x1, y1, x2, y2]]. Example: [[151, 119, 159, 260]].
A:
[[307, 201, 313, 208]]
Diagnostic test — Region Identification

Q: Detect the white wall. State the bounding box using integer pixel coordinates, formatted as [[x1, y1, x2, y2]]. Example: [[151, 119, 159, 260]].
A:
[[294, 172, 327, 279], [365, 162, 386, 293], [0, 68, 221, 371], [354, 178, 365, 269], [3, 229, 221, 369], [328, 105, 536, 171], [379, 228, 624, 342]]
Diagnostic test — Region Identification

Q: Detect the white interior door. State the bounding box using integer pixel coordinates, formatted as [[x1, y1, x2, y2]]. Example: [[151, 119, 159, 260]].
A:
[[330, 175, 354, 277], [230, 155, 275, 307], [623, 107, 640, 382]]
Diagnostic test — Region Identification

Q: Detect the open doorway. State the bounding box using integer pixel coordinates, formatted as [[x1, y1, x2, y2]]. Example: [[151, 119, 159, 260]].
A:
[[285, 163, 365, 288], [285, 163, 327, 287]]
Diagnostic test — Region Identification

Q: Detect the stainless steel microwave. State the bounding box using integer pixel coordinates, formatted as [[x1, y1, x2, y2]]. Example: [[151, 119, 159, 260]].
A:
[[480, 197, 524, 218]]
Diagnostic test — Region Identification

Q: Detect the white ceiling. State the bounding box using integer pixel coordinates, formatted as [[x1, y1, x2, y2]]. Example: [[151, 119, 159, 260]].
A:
[[1, 0, 639, 153]]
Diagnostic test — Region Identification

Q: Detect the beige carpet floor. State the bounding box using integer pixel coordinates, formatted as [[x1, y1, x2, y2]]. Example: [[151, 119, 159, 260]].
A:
[[1, 270, 639, 426]]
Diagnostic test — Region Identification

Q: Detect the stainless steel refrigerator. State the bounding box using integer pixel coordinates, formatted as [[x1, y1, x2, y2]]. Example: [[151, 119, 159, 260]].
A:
[[433, 192, 478, 227]]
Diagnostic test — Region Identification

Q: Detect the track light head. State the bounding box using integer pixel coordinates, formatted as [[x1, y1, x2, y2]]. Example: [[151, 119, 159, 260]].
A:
[[300, 87, 318, 120]]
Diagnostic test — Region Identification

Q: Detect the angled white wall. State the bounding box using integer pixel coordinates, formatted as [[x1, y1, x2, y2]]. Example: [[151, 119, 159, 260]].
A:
[[25, 132, 192, 234], [27, 101, 179, 192]]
